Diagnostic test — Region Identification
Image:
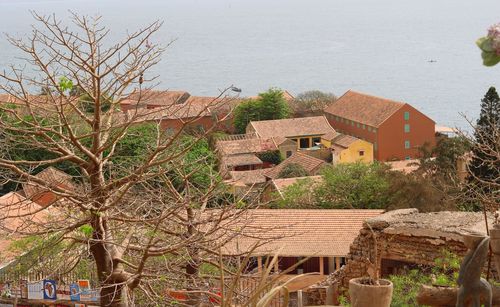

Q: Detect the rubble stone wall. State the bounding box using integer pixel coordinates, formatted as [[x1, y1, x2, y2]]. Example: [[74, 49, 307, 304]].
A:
[[331, 221, 468, 290]]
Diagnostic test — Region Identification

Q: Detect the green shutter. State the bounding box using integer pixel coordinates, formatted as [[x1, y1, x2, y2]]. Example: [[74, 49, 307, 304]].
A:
[[404, 111, 410, 120]]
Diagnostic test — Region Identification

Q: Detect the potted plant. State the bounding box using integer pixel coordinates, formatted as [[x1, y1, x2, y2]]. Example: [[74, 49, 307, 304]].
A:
[[349, 223, 393, 307]]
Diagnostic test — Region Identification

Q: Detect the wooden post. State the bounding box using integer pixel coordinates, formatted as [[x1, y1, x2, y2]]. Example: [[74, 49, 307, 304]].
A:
[[319, 256, 324, 275], [326, 283, 339, 306], [274, 257, 279, 273], [328, 257, 335, 273], [297, 290, 304, 307], [257, 256, 263, 274], [335, 257, 341, 270]]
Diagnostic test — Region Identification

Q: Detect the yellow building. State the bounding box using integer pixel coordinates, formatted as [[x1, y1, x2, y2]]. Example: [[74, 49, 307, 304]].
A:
[[322, 134, 373, 164]]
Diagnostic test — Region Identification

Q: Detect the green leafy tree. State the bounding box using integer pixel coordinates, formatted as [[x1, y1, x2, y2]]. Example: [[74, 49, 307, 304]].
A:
[[433, 136, 470, 177], [274, 177, 319, 208], [258, 88, 290, 120], [277, 163, 308, 179], [385, 171, 456, 212], [232, 99, 261, 134], [233, 88, 290, 133], [316, 162, 390, 209]]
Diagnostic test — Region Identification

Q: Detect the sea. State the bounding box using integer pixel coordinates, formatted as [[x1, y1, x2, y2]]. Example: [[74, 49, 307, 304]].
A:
[[0, 0, 498, 129]]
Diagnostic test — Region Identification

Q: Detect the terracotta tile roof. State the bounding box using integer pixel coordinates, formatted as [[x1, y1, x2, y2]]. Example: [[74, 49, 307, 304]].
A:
[[217, 138, 278, 156], [221, 209, 384, 257], [332, 134, 359, 148], [228, 169, 268, 186], [321, 131, 341, 141], [23, 166, 74, 206], [271, 176, 323, 198], [272, 176, 323, 193], [125, 95, 241, 121], [22, 167, 74, 207], [121, 90, 190, 107], [271, 136, 295, 146], [0, 192, 57, 266], [222, 154, 263, 167], [249, 116, 336, 139], [324, 90, 405, 127], [265, 152, 327, 179]]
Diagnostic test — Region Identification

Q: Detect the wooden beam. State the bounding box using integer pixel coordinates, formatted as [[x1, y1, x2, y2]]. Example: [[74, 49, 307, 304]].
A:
[[319, 256, 324, 275], [257, 256, 263, 274], [274, 257, 279, 273], [335, 257, 341, 270], [417, 285, 500, 306]]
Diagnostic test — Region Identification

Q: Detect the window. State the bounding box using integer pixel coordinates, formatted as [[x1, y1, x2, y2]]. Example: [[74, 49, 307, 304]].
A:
[[404, 111, 410, 120], [299, 138, 310, 148], [374, 142, 378, 151], [372, 128, 377, 133], [359, 150, 365, 156], [335, 116, 339, 121], [367, 126, 372, 132], [312, 137, 321, 145], [357, 123, 360, 128], [362, 124, 366, 130], [404, 124, 410, 133], [405, 156, 411, 160], [286, 151, 292, 158], [405, 140, 410, 149]]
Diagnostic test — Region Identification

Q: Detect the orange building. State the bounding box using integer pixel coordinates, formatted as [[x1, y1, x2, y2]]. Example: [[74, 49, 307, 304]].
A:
[[324, 90, 436, 161]]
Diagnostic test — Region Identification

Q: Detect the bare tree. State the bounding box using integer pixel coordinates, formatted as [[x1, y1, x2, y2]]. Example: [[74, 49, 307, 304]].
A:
[[0, 12, 247, 306]]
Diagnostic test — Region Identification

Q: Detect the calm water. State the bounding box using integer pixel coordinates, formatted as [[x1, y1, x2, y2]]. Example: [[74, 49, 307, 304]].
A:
[[0, 0, 498, 128]]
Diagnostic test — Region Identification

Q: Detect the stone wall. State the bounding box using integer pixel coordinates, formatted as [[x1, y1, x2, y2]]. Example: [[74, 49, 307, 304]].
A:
[[327, 209, 492, 291]]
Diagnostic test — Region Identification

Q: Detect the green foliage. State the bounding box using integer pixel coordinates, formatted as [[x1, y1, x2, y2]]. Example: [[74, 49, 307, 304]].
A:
[[233, 99, 261, 134], [199, 263, 220, 275], [181, 135, 219, 189], [274, 177, 318, 208], [338, 295, 350, 307], [431, 249, 460, 287], [277, 163, 308, 179], [79, 93, 113, 113], [477, 36, 500, 66], [385, 171, 456, 212], [389, 269, 431, 307], [108, 122, 159, 169], [388, 250, 460, 306], [433, 136, 470, 176], [316, 162, 390, 209], [78, 224, 94, 237], [233, 88, 290, 133], [257, 88, 290, 120], [257, 150, 282, 165], [58, 76, 74, 92]]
